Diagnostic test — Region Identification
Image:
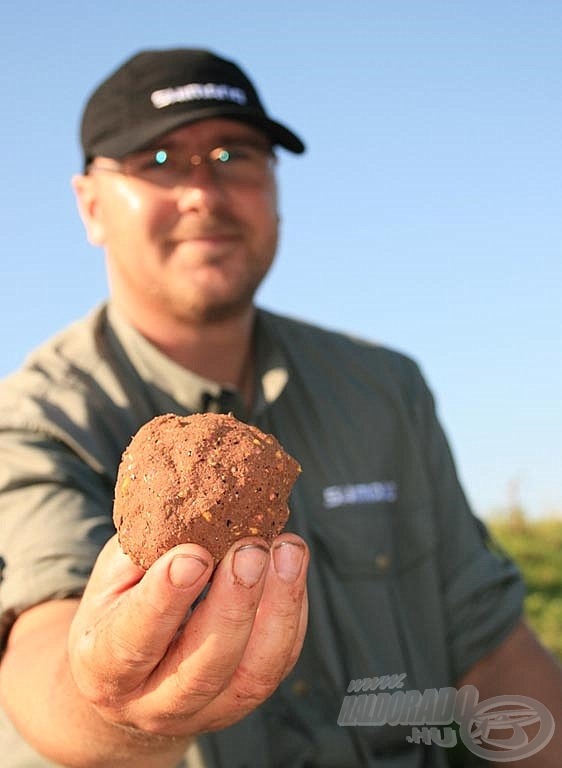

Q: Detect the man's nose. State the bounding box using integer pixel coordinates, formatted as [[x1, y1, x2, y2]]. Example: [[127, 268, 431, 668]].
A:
[[175, 163, 226, 212]]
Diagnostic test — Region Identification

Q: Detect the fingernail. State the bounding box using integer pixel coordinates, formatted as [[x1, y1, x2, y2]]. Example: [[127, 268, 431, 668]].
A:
[[273, 541, 305, 583], [168, 554, 209, 589], [232, 544, 269, 587]]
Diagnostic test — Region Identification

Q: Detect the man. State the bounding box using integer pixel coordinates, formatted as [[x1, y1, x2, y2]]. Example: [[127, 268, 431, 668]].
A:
[[0, 48, 559, 768]]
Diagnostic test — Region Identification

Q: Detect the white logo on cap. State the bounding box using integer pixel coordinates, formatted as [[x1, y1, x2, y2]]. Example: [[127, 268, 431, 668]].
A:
[[151, 83, 248, 109]]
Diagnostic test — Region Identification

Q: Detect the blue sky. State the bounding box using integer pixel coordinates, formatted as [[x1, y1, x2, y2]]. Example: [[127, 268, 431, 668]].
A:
[[2, 1, 561, 518]]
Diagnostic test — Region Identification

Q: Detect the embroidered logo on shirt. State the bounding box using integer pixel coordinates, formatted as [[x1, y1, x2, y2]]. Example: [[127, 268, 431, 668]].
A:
[[322, 481, 397, 509]]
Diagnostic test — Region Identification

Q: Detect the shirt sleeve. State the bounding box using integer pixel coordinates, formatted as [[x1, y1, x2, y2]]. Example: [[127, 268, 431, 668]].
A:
[[407, 361, 526, 681], [0, 428, 114, 652]]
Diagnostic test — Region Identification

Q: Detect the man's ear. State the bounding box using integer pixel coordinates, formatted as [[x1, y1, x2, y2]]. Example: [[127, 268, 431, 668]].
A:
[[71, 174, 106, 246]]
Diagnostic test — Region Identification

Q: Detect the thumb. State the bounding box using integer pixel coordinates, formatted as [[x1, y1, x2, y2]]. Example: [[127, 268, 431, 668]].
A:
[[69, 535, 214, 700]]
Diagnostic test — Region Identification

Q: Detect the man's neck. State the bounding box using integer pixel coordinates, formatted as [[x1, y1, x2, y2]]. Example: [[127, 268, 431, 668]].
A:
[[115, 302, 257, 408]]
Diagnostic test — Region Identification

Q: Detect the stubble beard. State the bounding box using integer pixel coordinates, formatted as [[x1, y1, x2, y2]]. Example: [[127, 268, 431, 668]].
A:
[[172, 286, 258, 326], [164, 250, 275, 327]]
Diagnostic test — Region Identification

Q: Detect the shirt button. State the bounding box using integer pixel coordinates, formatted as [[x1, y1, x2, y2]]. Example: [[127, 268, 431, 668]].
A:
[[374, 554, 391, 572], [291, 678, 310, 697]]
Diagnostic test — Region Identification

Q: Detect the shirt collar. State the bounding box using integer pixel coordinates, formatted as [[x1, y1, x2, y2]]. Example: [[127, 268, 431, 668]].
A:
[[106, 302, 289, 419]]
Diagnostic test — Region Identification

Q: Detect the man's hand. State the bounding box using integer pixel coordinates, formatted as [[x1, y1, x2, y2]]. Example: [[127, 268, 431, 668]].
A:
[[69, 533, 309, 739], [458, 621, 562, 767], [1, 532, 308, 767]]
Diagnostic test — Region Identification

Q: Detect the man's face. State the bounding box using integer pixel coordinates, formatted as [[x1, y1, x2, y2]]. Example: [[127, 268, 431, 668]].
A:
[[74, 119, 279, 326]]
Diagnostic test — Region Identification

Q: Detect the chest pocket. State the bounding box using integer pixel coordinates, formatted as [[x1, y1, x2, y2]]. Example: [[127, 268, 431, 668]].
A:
[[309, 501, 436, 581], [312, 504, 395, 579]]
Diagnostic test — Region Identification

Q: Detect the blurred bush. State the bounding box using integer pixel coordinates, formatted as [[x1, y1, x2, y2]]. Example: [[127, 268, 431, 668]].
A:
[[447, 511, 562, 766], [489, 511, 562, 663]]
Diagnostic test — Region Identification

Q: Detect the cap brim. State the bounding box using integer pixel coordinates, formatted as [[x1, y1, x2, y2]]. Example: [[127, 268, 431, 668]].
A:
[[88, 105, 305, 162]]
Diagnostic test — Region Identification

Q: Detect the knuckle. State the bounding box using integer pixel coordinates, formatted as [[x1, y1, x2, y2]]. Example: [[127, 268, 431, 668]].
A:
[[270, 602, 300, 626], [108, 631, 155, 672], [232, 663, 281, 704], [219, 601, 257, 633], [71, 627, 152, 706], [264, 589, 304, 624], [144, 592, 188, 626], [175, 664, 229, 703]]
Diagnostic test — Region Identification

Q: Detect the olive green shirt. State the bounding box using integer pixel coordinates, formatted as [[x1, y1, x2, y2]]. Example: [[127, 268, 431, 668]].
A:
[[0, 303, 524, 767]]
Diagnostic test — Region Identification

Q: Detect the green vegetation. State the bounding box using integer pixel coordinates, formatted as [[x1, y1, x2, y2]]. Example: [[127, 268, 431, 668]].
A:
[[489, 511, 562, 663], [448, 512, 562, 766]]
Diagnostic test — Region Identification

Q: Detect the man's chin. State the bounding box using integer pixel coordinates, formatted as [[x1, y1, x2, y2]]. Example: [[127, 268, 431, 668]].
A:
[[172, 294, 257, 326]]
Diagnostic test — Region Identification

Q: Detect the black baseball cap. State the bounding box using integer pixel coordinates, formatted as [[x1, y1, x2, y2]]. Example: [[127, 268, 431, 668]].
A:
[[80, 48, 305, 165]]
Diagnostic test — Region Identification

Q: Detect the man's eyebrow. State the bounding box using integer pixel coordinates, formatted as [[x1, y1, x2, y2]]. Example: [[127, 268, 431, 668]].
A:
[[142, 132, 271, 151]]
